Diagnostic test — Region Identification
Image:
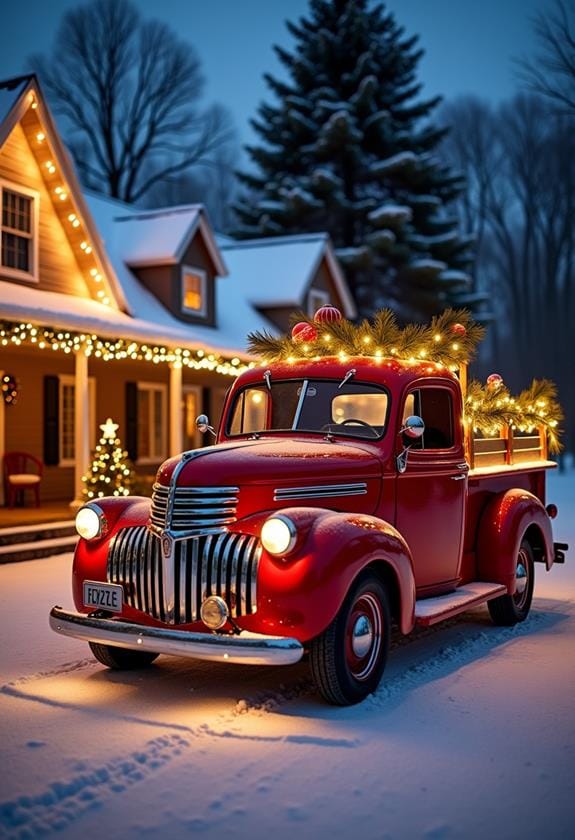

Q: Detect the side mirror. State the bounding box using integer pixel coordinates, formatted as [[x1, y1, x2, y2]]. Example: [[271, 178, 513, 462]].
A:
[[400, 415, 425, 440], [396, 415, 425, 473], [196, 414, 216, 437]]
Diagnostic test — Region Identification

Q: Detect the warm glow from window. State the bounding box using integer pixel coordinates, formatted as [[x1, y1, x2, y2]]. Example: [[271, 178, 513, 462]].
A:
[[182, 268, 206, 315]]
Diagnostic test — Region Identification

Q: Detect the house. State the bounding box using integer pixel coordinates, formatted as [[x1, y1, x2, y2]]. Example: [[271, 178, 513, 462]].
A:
[[0, 74, 356, 507]]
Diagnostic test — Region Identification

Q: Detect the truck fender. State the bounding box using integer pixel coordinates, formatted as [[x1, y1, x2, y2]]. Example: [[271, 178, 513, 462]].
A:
[[476, 489, 554, 593], [247, 508, 417, 641], [72, 496, 151, 610]]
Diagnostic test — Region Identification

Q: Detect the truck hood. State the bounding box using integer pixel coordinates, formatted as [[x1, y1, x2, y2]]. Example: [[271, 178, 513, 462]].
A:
[[157, 437, 382, 487]]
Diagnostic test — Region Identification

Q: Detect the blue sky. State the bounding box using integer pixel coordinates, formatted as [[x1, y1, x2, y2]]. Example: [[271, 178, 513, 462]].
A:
[[0, 0, 552, 148]]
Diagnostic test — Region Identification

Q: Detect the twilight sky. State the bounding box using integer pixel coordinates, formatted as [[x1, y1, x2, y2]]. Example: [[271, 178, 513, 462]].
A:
[[0, 0, 552, 148]]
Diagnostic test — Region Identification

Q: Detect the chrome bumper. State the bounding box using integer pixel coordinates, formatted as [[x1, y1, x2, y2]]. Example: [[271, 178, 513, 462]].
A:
[[49, 606, 304, 666]]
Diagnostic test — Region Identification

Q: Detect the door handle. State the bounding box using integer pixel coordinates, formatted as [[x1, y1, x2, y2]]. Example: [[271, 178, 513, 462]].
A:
[[450, 475, 467, 481]]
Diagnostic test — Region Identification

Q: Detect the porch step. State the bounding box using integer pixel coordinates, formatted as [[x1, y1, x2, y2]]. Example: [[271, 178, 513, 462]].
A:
[[0, 520, 76, 547], [0, 520, 77, 563], [414, 582, 507, 627]]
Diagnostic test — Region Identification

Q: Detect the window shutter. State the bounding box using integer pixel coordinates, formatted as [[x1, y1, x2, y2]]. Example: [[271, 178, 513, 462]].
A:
[[43, 376, 59, 465], [125, 382, 138, 461]]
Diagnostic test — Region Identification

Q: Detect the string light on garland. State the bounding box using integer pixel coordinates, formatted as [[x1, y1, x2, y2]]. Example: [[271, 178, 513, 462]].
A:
[[1, 373, 18, 405], [0, 320, 252, 378], [248, 307, 485, 369], [465, 378, 563, 453]]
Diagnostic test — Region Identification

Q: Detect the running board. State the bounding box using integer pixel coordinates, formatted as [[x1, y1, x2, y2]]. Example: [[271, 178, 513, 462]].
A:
[[415, 582, 507, 627]]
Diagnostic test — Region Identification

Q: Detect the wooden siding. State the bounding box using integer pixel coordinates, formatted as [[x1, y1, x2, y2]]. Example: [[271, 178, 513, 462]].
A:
[[0, 121, 91, 298], [3, 347, 76, 502], [2, 346, 234, 503]]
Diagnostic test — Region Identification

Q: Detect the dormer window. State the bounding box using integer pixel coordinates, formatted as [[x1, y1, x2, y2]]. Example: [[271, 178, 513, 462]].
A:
[[181, 266, 207, 317], [1, 182, 38, 281]]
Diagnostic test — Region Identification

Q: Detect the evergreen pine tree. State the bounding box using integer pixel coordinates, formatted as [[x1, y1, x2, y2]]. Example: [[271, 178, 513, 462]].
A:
[[235, 0, 478, 321], [83, 418, 134, 500]]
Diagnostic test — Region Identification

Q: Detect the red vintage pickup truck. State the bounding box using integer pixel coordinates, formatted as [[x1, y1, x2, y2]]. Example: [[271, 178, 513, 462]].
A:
[[50, 311, 567, 705]]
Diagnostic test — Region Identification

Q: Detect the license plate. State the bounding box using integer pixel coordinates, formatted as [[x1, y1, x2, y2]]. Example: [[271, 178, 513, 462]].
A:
[[83, 581, 123, 613]]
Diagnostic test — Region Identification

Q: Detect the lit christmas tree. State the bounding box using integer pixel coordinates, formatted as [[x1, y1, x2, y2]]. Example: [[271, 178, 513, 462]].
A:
[[82, 418, 134, 500]]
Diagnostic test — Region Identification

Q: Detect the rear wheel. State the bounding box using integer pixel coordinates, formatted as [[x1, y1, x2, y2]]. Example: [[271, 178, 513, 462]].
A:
[[310, 571, 390, 705], [89, 642, 159, 670], [488, 538, 535, 626]]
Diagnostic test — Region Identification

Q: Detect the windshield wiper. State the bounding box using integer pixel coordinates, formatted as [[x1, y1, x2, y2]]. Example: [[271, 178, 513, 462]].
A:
[[338, 368, 356, 389], [263, 369, 272, 390]]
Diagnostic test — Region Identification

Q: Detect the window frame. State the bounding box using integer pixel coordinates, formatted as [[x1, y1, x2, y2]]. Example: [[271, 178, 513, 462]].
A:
[[58, 375, 96, 467], [226, 377, 391, 441], [181, 265, 207, 317], [307, 287, 329, 317], [0, 180, 39, 283], [137, 381, 168, 464], [402, 385, 457, 453]]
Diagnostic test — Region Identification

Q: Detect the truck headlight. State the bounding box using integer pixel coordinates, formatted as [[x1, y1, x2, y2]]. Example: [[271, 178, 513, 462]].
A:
[[261, 515, 297, 556], [75, 504, 106, 540]]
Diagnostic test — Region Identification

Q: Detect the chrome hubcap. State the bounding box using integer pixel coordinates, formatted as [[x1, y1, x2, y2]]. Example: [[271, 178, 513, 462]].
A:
[[346, 593, 382, 681], [351, 614, 374, 658]]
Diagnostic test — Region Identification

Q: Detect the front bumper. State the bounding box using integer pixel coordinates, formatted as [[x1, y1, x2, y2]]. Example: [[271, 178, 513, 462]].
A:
[[49, 606, 304, 666]]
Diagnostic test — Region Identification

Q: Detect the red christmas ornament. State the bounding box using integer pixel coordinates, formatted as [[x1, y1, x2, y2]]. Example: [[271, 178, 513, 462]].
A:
[[486, 373, 503, 390], [314, 305, 342, 324], [451, 323, 467, 337], [291, 322, 318, 343]]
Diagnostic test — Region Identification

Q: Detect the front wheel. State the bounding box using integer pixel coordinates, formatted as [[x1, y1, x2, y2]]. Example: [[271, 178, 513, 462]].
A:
[[309, 571, 391, 705], [89, 642, 159, 670], [488, 538, 535, 626]]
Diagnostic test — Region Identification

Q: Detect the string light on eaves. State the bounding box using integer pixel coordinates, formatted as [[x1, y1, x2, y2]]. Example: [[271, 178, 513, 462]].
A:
[[0, 320, 253, 378]]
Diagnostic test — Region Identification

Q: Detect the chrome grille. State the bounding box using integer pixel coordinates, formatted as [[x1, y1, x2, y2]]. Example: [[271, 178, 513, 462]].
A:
[[107, 527, 261, 624], [150, 483, 239, 533]]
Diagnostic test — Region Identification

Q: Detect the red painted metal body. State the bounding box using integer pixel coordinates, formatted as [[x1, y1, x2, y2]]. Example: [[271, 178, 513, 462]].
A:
[[71, 356, 559, 644]]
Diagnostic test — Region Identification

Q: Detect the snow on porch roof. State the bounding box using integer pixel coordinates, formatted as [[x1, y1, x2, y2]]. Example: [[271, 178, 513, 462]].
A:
[[91, 197, 227, 276], [220, 234, 357, 318], [0, 278, 252, 360]]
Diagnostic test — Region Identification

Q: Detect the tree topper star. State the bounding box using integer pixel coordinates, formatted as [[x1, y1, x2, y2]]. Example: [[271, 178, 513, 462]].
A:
[[100, 417, 119, 440]]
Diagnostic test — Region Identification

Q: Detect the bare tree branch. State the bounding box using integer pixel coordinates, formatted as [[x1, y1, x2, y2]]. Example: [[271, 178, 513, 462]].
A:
[[29, 0, 234, 203], [516, 0, 575, 114]]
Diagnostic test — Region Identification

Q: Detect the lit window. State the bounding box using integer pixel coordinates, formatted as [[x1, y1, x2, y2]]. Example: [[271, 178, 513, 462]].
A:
[[59, 376, 96, 465], [182, 267, 207, 316], [1, 184, 38, 279], [307, 288, 329, 317], [137, 383, 167, 462]]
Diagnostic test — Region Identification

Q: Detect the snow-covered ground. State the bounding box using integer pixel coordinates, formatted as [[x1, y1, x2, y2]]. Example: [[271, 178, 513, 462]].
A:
[[1, 472, 574, 839]]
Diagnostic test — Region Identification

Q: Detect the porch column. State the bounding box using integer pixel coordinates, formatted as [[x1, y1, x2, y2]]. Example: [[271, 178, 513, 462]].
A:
[[169, 363, 183, 456], [0, 370, 4, 506], [72, 350, 90, 508]]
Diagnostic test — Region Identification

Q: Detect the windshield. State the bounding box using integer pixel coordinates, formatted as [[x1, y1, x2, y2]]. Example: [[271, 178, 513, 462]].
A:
[[227, 379, 389, 440]]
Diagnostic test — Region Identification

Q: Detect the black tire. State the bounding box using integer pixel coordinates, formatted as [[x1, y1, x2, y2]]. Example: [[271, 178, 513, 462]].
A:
[[89, 642, 159, 670], [309, 571, 391, 705], [488, 538, 535, 626]]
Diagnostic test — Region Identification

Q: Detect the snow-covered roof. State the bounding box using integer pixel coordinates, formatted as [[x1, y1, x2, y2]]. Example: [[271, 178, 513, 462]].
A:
[[99, 202, 227, 275], [221, 234, 357, 317], [81, 192, 277, 355]]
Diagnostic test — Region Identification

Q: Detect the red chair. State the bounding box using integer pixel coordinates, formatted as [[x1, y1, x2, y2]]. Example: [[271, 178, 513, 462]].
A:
[[3, 452, 44, 507]]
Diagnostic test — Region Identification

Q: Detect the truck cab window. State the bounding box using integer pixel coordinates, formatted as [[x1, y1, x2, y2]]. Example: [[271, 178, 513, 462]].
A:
[[403, 388, 454, 450]]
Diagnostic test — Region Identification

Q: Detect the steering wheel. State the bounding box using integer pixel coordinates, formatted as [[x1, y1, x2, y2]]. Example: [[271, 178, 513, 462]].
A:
[[322, 418, 379, 438]]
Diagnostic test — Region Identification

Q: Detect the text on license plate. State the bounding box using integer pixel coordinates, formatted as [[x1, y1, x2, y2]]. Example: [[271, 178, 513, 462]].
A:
[[83, 581, 123, 612]]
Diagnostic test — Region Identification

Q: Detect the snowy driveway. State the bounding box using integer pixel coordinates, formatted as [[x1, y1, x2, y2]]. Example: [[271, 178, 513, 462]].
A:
[[1, 473, 574, 839]]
